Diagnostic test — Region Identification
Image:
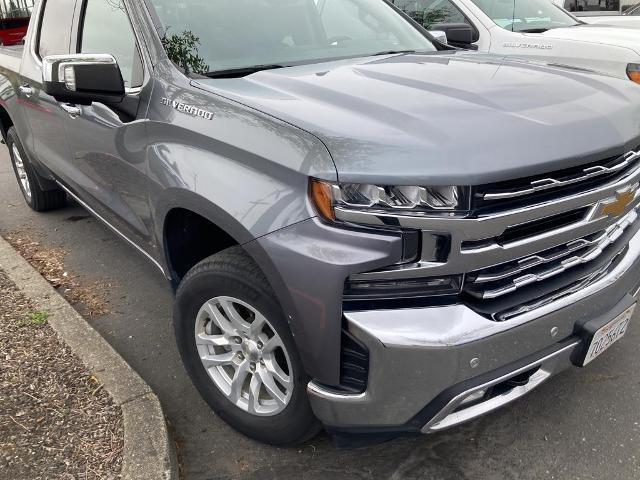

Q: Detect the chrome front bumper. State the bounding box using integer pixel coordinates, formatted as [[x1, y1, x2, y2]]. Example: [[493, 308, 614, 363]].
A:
[[307, 228, 640, 433]]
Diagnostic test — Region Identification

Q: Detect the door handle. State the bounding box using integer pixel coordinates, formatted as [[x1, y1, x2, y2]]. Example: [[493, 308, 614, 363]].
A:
[[60, 103, 82, 118], [18, 84, 33, 98]]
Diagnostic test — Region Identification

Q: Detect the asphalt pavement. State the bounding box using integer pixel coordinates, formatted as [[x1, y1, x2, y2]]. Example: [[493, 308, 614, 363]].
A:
[[1, 146, 639, 480]]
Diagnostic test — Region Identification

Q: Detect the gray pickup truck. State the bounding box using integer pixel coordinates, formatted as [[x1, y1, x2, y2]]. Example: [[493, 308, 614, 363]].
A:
[[3, 0, 640, 447]]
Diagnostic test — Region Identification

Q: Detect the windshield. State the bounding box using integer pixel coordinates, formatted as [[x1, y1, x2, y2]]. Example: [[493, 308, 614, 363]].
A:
[[148, 0, 437, 76], [471, 0, 580, 32]]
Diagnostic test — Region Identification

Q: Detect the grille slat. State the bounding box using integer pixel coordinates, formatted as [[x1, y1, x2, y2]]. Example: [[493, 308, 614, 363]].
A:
[[474, 149, 640, 213], [495, 245, 628, 321], [482, 151, 640, 201], [465, 209, 638, 300]]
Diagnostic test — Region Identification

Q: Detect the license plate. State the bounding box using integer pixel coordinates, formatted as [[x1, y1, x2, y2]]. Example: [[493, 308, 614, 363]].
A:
[[583, 304, 635, 366]]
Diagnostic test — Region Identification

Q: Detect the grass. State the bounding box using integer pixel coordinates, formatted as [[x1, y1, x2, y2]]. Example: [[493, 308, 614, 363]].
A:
[[23, 311, 49, 326]]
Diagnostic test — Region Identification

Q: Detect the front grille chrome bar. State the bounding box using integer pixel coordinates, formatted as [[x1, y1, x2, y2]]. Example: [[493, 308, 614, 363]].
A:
[[496, 244, 628, 321], [466, 209, 638, 299], [482, 150, 640, 201]]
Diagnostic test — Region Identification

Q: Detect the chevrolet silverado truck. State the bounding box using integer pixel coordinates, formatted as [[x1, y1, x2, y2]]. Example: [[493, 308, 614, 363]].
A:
[[396, 0, 640, 84], [2, 0, 640, 447]]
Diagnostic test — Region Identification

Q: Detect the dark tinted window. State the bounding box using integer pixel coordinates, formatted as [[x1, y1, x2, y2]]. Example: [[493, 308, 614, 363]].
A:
[[564, 0, 620, 12], [38, 0, 74, 57], [79, 0, 143, 88]]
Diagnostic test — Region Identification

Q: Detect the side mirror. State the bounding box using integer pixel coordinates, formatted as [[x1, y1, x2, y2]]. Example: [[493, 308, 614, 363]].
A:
[[430, 23, 477, 49], [42, 54, 125, 105], [428, 30, 449, 45]]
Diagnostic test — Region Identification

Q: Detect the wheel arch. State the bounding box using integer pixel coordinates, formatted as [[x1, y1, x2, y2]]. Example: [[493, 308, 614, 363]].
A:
[[157, 189, 255, 286], [0, 103, 14, 142]]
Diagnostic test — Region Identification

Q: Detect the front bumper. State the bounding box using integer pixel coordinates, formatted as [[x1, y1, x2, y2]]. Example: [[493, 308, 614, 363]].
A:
[[307, 228, 640, 434]]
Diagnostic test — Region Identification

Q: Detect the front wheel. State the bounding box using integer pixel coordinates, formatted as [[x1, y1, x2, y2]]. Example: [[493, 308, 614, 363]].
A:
[[174, 247, 321, 445]]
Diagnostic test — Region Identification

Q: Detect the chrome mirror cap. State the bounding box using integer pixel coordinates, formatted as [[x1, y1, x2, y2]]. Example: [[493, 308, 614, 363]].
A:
[[41, 54, 124, 105], [428, 30, 448, 45]]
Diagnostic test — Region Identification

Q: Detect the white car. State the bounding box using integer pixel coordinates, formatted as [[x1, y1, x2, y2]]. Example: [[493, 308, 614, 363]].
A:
[[553, 1, 640, 28], [393, 0, 640, 84]]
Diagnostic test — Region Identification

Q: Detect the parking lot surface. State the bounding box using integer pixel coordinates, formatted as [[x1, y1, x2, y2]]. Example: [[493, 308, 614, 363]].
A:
[[1, 148, 639, 480]]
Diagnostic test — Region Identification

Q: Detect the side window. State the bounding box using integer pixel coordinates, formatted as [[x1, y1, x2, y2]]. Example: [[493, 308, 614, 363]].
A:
[[38, 0, 74, 57], [394, 0, 470, 28], [79, 0, 143, 88]]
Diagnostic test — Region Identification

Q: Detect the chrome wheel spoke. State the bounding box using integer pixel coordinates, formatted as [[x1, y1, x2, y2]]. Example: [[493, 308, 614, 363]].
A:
[[205, 303, 237, 337], [219, 299, 251, 333], [200, 351, 235, 368], [258, 367, 286, 406], [196, 332, 231, 347], [247, 374, 262, 414], [265, 357, 291, 390], [249, 312, 267, 338], [262, 335, 284, 354], [229, 361, 250, 403]]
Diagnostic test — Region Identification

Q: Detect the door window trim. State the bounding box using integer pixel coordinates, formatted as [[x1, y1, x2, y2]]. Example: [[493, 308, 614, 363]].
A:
[[73, 0, 146, 93]]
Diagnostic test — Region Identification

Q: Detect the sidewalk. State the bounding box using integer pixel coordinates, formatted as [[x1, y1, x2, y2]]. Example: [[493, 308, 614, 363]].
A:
[[0, 235, 177, 480]]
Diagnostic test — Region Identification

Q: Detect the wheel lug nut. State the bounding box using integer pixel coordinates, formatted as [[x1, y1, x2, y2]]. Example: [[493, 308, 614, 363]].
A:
[[237, 353, 244, 361], [235, 337, 242, 344], [257, 341, 263, 349], [250, 362, 256, 372]]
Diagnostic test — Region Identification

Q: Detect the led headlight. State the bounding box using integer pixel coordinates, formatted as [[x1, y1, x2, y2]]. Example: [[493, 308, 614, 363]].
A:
[[627, 63, 640, 85], [310, 179, 468, 222]]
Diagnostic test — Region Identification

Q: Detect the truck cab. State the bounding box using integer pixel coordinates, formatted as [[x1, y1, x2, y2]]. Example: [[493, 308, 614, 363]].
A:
[[395, 0, 640, 83]]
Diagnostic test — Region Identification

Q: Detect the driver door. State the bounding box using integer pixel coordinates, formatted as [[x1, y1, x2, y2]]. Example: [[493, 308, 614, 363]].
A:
[[60, 0, 155, 254]]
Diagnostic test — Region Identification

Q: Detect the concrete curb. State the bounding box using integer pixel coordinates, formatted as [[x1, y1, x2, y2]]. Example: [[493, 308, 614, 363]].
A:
[[0, 234, 178, 480]]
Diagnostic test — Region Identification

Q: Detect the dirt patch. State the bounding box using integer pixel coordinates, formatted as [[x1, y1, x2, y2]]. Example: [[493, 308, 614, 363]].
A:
[[5, 228, 110, 317], [0, 270, 123, 480]]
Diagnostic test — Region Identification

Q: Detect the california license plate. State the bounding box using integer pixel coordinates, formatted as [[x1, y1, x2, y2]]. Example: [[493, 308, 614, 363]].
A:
[[583, 304, 635, 366]]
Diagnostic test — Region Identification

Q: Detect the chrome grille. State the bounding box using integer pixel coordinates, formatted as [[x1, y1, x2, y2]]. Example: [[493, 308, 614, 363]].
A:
[[474, 150, 640, 212], [495, 245, 628, 322], [465, 209, 638, 300], [337, 146, 640, 321]]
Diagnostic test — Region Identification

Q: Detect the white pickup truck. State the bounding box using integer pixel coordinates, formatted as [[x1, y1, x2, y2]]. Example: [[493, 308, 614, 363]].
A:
[[393, 0, 640, 83]]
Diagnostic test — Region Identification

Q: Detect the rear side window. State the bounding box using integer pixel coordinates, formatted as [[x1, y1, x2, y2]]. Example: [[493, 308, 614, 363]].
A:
[[79, 0, 144, 88], [38, 0, 74, 57]]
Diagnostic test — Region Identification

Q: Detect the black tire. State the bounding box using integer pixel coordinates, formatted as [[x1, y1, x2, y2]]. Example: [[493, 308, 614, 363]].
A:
[[7, 126, 66, 212], [174, 246, 321, 445]]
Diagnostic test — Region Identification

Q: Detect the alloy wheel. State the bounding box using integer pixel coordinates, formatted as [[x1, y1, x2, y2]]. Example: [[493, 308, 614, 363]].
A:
[[12, 144, 31, 200], [195, 296, 293, 416]]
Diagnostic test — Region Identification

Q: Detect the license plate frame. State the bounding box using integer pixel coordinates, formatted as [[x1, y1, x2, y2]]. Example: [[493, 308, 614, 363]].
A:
[[581, 304, 635, 366]]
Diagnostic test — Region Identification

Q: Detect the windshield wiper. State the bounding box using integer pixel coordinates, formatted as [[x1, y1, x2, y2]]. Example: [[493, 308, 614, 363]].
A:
[[205, 64, 285, 79], [518, 28, 550, 33], [370, 49, 417, 57]]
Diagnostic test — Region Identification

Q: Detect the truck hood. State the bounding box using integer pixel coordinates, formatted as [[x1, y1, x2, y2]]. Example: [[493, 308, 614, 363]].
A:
[[537, 24, 640, 55], [194, 52, 640, 185]]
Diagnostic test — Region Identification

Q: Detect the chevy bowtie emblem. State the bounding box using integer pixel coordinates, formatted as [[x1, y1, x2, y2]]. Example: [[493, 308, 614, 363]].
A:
[[597, 187, 637, 219]]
